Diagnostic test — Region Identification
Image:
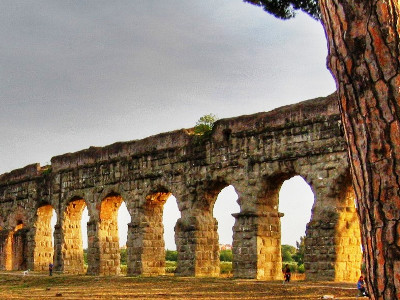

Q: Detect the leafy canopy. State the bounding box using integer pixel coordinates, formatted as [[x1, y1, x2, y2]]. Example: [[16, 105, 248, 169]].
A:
[[243, 0, 320, 20], [281, 244, 296, 262], [194, 113, 218, 136]]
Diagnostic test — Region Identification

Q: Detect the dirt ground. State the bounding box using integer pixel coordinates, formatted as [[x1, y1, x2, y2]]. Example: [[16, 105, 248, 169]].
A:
[[0, 272, 363, 299]]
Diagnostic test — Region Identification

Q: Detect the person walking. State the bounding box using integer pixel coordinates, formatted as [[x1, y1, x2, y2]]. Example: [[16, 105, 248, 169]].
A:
[[49, 263, 53, 276]]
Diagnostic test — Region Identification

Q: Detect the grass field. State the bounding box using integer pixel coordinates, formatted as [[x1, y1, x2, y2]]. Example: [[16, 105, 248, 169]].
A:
[[0, 271, 362, 299]]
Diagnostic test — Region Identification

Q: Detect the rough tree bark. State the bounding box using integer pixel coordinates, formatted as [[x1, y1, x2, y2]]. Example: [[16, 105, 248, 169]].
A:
[[319, 1, 400, 299]]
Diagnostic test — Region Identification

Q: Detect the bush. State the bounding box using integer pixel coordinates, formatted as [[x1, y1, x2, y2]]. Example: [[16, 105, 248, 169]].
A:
[[220, 262, 232, 274], [281, 245, 296, 262], [194, 114, 217, 136], [120, 248, 127, 265], [220, 249, 232, 262], [165, 250, 178, 261], [120, 264, 127, 275], [164, 261, 232, 274], [165, 261, 177, 273], [292, 236, 305, 265], [83, 249, 88, 265], [297, 264, 305, 273]]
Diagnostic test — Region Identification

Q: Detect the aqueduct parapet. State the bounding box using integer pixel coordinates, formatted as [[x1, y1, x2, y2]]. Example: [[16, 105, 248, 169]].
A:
[[0, 94, 362, 281]]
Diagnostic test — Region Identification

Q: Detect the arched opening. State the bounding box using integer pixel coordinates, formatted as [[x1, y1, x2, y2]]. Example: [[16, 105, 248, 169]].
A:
[[163, 195, 180, 275], [98, 192, 124, 275], [6, 220, 26, 271], [77, 207, 89, 273], [34, 204, 56, 271], [62, 198, 86, 274], [213, 185, 239, 276], [129, 190, 175, 276], [140, 191, 171, 276], [238, 173, 297, 280], [163, 195, 180, 251], [117, 201, 130, 274], [213, 185, 240, 246], [174, 180, 233, 277], [118, 202, 130, 248], [81, 207, 89, 249], [279, 175, 314, 278]]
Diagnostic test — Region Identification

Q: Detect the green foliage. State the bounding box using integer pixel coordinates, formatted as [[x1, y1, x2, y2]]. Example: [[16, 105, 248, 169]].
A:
[[165, 249, 178, 262], [165, 261, 177, 273], [243, 0, 320, 20], [281, 237, 306, 273], [120, 264, 127, 275], [193, 114, 218, 137], [120, 248, 127, 265], [281, 244, 296, 262], [42, 166, 52, 176], [297, 264, 305, 273], [292, 236, 305, 265], [220, 249, 233, 262], [83, 249, 88, 265], [220, 262, 232, 274], [164, 261, 232, 274]]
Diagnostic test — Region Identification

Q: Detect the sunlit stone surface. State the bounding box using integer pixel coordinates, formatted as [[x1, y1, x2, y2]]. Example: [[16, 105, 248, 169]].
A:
[[0, 94, 362, 281]]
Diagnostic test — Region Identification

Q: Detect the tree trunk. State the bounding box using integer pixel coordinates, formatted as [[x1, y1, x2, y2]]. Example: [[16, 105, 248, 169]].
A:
[[319, 1, 400, 299]]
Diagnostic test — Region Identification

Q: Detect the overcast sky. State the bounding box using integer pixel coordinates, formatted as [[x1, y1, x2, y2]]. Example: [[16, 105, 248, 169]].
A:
[[2, 1, 335, 248]]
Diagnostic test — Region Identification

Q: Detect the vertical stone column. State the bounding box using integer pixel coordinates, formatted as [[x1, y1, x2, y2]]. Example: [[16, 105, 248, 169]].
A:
[[305, 171, 338, 281], [128, 217, 165, 276], [86, 219, 100, 275], [61, 200, 86, 274], [126, 221, 138, 275], [175, 214, 220, 277], [232, 211, 283, 280], [25, 227, 36, 271], [334, 206, 362, 282], [97, 195, 123, 276], [33, 205, 54, 271], [98, 218, 120, 276], [5, 231, 13, 270], [305, 209, 337, 280], [13, 228, 28, 270], [334, 181, 362, 282], [53, 224, 63, 272], [127, 192, 167, 276], [304, 174, 362, 282], [0, 230, 9, 270]]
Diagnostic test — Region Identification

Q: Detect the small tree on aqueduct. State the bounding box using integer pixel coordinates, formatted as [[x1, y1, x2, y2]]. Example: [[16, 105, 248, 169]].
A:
[[194, 113, 218, 136], [244, 1, 400, 299]]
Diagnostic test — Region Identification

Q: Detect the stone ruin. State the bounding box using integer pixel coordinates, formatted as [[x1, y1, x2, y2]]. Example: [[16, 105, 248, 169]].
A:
[[0, 93, 362, 281]]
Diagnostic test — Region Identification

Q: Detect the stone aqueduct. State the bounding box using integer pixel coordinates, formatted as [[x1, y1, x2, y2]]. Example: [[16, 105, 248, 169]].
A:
[[0, 94, 362, 282]]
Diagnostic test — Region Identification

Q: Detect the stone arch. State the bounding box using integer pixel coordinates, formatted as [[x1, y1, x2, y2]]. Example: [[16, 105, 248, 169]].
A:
[[234, 171, 301, 280], [97, 191, 124, 275], [61, 196, 87, 274], [5, 207, 28, 271], [128, 186, 172, 276], [33, 203, 55, 271], [175, 179, 230, 277], [303, 165, 362, 282]]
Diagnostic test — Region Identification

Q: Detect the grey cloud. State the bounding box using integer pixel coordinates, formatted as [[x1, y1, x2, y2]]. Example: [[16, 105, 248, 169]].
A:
[[0, 0, 335, 173]]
